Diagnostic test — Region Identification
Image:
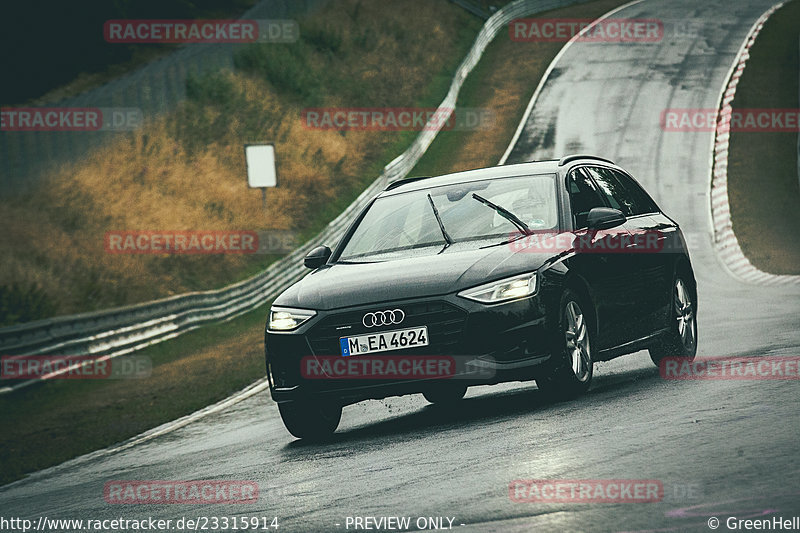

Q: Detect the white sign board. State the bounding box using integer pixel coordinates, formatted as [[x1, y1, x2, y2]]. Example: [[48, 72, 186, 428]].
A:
[[245, 143, 277, 188]]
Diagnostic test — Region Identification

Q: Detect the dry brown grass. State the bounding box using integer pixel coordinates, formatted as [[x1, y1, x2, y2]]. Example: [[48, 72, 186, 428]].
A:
[[0, 309, 266, 484]]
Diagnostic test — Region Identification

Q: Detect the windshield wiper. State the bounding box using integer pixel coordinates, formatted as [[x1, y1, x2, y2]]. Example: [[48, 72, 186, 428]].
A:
[[471, 193, 531, 235], [427, 193, 454, 251]]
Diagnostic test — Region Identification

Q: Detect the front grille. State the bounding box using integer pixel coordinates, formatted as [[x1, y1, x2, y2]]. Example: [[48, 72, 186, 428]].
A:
[[307, 301, 468, 356]]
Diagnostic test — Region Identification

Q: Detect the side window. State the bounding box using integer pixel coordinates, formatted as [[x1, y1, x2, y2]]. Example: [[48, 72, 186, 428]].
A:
[[584, 167, 658, 217], [567, 168, 606, 229], [610, 169, 659, 215]]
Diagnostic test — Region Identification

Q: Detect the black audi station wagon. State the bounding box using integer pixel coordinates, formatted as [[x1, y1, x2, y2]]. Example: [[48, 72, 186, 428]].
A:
[[265, 155, 697, 439]]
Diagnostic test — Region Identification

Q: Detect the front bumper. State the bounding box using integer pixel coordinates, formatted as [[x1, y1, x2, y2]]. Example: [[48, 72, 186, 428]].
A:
[[265, 292, 555, 406]]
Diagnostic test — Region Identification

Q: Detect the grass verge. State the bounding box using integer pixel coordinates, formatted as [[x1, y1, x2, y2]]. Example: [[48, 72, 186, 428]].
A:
[[0, 303, 269, 485], [727, 0, 800, 275]]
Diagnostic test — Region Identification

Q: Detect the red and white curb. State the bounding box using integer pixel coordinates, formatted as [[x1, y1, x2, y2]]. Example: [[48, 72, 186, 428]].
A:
[[709, 1, 800, 285]]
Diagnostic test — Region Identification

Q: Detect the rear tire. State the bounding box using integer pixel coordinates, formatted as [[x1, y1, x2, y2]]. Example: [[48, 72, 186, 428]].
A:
[[536, 289, 594, 399], [649, 274, 697, 366], [277, 401, 341, 440], [423, 384, 467, 405]]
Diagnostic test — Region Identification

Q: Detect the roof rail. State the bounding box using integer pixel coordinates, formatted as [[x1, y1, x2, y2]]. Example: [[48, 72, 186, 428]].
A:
[[558, 154, 615, 166], [384, 176, 433, 191]]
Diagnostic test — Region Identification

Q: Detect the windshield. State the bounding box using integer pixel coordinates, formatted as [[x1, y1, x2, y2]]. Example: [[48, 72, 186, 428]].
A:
[[339, 174, 558, 261]]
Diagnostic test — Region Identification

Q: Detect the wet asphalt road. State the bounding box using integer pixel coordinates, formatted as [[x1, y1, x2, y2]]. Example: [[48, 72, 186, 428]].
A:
[[2, 0, 799, 532]]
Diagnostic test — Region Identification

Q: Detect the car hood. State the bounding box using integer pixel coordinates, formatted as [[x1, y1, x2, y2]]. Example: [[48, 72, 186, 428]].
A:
[[274, 242, 555, 310]]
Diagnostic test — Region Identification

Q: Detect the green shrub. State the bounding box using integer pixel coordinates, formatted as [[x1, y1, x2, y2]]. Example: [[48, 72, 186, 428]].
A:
[[172, 71, 280, 155], [305, 23, 344, 54], [0, 283, 57, 326], [234, 42, 321, 102]]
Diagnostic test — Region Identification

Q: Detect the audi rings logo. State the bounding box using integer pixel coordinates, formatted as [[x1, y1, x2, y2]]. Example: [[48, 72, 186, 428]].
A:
[[362, 309, 405, 328]]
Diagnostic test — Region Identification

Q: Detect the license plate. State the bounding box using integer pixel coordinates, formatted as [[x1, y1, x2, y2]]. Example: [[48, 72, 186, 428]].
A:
[[340, 326, 429, 356]]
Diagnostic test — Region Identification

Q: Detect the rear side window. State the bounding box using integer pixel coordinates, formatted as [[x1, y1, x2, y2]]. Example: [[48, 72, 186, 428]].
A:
[[584, 167, 659, 216], [567, 169, 606, 229]]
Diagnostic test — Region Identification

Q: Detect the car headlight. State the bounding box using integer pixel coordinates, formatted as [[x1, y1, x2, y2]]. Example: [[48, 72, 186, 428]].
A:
[[458, 272, 538, 304], [268, 307, 316, 331]]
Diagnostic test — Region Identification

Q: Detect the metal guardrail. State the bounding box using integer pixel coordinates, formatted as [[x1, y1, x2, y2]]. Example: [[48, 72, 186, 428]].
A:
[[0, 0, 585, 394]]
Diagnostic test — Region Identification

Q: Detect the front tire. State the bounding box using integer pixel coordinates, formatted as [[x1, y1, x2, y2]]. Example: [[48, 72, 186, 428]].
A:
[[649, 275, 697, 366], [277, 401, 341, 440], [536, 289, 594, 398]]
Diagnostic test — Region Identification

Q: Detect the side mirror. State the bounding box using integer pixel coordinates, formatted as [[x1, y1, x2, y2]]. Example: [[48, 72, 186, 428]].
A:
[[586, 207, 626, 230], [304, 245, 332, 269]]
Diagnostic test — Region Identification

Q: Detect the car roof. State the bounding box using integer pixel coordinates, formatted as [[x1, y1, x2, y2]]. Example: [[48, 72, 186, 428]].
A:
[[380, 161, 561, 196], [380, 156, 618, 196]]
